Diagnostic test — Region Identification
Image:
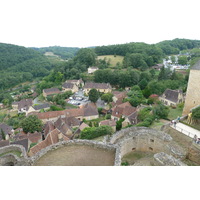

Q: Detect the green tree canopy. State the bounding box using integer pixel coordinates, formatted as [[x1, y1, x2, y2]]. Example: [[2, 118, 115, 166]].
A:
[[88, 88, 99, 103], [20, 115, 43, 133]]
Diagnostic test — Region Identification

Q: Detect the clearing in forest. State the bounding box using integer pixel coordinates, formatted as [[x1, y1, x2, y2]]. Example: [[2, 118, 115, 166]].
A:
[[97, 55, 124, 67]]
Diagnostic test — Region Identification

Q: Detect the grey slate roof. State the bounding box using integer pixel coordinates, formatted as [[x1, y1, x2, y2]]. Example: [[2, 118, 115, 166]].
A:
[[18, 99, 33, 111], [0, 123, 13, 136], [84, 82, 112, 90], [43, 88, 60, 94], [62, 82, 74, 89], [162, 89, 182, 103], [192, 59, 200, 70], [33, 103, 50, 110]]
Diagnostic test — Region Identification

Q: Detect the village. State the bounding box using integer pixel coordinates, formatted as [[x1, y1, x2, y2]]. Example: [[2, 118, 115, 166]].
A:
[[0, 63, 188, 158]]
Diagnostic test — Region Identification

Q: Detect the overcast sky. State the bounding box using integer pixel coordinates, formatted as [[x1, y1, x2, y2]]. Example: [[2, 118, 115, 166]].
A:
[[0, 0, 200, 48]]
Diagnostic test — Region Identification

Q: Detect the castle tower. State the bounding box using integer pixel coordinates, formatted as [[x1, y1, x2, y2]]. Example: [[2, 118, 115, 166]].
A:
[[183, 59, 200, 115]]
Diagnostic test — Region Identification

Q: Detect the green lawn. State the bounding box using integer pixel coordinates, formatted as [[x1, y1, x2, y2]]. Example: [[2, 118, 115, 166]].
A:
[[97, 55, 124, 68], [150, 120, 166, 130], [168, 107, 183, 120], [0, 151, 22, 157]]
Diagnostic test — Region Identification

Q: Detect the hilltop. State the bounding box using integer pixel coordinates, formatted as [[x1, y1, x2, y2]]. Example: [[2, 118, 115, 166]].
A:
[[0, 43, 55, 90]]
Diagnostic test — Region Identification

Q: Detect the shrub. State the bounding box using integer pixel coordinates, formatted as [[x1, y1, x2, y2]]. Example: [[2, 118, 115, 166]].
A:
[[80, 125, 113, 139]]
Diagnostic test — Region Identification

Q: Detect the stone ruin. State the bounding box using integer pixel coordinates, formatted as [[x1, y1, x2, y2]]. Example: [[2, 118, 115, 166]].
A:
[[0, 127, 197, 166]]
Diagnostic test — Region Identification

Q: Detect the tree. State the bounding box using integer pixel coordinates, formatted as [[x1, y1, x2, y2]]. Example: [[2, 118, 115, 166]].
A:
[[153, 102, 169, 119], [88, 88, 99, 103], [192, 107, 200, 120], [101, 93, 113, 103], [171, 55, 176, 63], [80, 126, 113, 139], [178, 56, 188, 65], [20, 115, 43, 133]]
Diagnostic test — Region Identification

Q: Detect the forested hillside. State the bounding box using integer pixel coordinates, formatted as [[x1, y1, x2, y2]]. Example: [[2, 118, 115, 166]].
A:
[[0, 43, 55, 90], [32, 46, 80, 60], [156, 38, 200, 55]]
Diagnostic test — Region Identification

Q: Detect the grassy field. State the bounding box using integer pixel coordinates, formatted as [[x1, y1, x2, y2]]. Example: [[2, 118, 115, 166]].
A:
[[150, 120, 167, 130], [97, 55, 124, 68], [168, 107, 183, 120]]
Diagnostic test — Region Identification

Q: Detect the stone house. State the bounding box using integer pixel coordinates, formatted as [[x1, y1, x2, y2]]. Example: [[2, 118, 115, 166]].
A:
[[84, 82, 112, 95], [73, 122, 89, 138], [111, 102, 138, 127], [0, 123, 14, 141], [12, 99, 33, 114], [159, 89, 184, 107], [43, 88, 61, 98], [26, 103, 51, 116], [88, 66, 99, 74], [62, 82, 79, 93], [66, 79, 84, 87], [54, 117, 73, 138], [122, 111, 138, 128], [112, 91, 127, 103], [29, 110, 66, 123], [29, 103, 99, 123], [99, 119, 116, 132]]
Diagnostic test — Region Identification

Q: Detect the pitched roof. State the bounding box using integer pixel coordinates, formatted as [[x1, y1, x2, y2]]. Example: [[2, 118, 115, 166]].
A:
[[33, 103, 50, 110], [44, 121, 55, 138], [162, 89, 183, 103], [11, 138, 29, 152], [62, 82, 74, 89], [79, 122, 89, 131], [82, 103, 98, 116], [31, 110, 65, 120], [111, 102, 137, 118], [84, 82, 112, 90], [29, 128, 70, 156], [112, 91, 127, 99], [27, 132, 42, 143], [18, 99, 33, 111], [63, 117, 81, 127], [127, 112, 138, 124], [0, 123, 13, 135], [43, 88, 60, 95], [99, 119, 116, 127]]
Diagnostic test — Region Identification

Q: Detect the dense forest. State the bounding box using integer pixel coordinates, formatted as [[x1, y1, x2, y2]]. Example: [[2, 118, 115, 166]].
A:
[[32, 46, 80, 60], [157, 38, 200, 55], [1, 38, 200, 94], [0, 43, 55, 90]]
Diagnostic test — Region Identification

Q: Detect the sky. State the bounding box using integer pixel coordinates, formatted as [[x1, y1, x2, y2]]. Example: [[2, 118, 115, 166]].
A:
[[0, 0, 200, 48]]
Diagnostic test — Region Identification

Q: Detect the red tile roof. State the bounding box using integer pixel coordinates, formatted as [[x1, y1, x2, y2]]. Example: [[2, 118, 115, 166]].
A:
[[99, 119, 116, 127]]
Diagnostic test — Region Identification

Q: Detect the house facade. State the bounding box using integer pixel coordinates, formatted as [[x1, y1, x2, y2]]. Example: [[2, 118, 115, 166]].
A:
[[84, 82, 112, 95], [159, 89, 184, 107], [62, 82, 79, 93]]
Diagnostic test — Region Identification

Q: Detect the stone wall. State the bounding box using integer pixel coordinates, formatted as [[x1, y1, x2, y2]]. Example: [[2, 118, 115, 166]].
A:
[[29, 140, 120, 166], [183, 69, 200, 115], [153, 152, 187, 166], [108, 127, 186, 160], [187, 143, 200, 164], [0, 145, 30, 166]]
